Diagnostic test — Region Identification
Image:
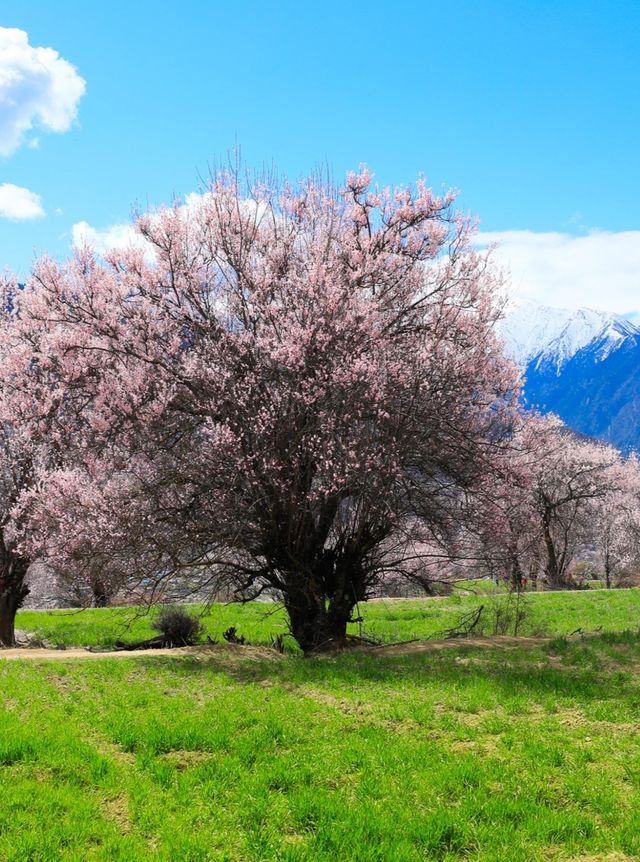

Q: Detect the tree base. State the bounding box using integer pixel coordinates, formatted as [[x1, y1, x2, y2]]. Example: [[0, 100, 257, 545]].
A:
[[304, 633, 378, 655]]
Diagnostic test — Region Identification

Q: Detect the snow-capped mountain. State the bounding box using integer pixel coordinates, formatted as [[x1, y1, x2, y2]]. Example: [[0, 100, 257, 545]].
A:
[[500, 301, 640, 452], [499, 301, 640, 372]]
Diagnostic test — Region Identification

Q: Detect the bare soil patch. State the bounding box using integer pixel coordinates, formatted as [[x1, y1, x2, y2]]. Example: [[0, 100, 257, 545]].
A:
[[0, 642, 280, 662], [0, 634, 550, 662], [367, 634, 549, 656]]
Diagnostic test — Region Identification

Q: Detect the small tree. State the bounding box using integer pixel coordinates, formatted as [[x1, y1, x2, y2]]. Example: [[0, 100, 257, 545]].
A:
[[466, 414, 637, 593], [591, 457, 640, 588], [522, 415, 624, 590], [0, 282, 125, 641], [467, 446, 541, 591], [0, 285, 40, 644]]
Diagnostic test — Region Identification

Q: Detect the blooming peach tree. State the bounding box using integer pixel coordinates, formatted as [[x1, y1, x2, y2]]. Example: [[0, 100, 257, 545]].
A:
[[591, 455, 640, 588], [513, 414, 625, 589], [0, 281, 54, 645], [4, 167, 522, 652], [0, 423, 34, 645], [465, 411, 640, 592], [466, 440, 542, 590]]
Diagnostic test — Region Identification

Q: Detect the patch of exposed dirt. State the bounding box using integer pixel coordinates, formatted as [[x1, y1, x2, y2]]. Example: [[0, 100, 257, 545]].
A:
[[300, 687, 374, 717], [449, 737, 502, 756], [0, 633, 607, 663], [102, 793, 132, 832], [158, 750, 212, 770], [551, 707, 640, 736], [368, 635, 549, 656], [546, 853, 634, 862]]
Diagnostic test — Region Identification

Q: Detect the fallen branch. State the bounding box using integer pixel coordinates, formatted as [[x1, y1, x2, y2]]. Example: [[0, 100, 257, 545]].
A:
[[439, 604, 485, 639], [113, 636, 165, 651], [568, 625, 603, 637]]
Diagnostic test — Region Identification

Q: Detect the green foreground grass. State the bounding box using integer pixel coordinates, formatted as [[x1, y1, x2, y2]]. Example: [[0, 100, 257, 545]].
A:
[[16, 586, 640, 649], [2, 634, 640, 861], [2, 590, 640, 861]]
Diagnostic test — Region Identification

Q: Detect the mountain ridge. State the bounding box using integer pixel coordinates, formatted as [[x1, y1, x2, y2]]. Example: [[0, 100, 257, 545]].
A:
[[500, 301, 640, 452]]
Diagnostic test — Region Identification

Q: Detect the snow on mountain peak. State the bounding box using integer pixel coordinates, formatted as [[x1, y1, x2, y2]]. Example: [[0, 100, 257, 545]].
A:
[[499, 300, 640, 372]]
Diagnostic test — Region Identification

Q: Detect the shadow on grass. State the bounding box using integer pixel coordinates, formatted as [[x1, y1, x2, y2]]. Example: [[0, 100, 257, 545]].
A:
[[132, 631, 640, 705]]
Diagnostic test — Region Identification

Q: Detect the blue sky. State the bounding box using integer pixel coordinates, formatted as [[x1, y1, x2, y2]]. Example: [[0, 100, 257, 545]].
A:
[[1, 0, 639, 310]]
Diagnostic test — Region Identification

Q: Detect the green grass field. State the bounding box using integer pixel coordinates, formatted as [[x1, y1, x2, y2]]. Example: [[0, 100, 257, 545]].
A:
[[16, 587, 640, 649], [2, 591, 640, 861]]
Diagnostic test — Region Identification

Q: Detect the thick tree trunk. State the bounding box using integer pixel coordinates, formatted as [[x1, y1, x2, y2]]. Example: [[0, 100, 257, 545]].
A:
[[92, 581, 109, 608], [282, 551, 366, 653], [542, 518, 572, 590], [0, 554, 30, 647], [0, 590, 20, 646], [286, 595, 354, 654]]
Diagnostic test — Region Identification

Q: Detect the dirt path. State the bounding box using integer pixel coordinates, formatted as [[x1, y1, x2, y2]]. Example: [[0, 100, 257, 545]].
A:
[[0, 635, 550, 662], [0, 645, 223, 661]]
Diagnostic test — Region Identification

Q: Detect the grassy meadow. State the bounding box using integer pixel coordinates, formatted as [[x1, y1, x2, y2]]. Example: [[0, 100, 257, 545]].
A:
[[15, 586, 640, 650], [1, 590, 640, 860]]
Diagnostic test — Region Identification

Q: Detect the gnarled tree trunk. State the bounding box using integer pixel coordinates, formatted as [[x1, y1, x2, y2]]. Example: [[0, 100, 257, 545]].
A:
[[285, 594, 356, 653], [282, 549, 367, 654], [92, 579, 109, 608]]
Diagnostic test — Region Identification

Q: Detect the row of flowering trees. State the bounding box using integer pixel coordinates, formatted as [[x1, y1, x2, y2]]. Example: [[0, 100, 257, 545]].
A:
[[469, 415, 640, 591], [0, 166, 637, 649]]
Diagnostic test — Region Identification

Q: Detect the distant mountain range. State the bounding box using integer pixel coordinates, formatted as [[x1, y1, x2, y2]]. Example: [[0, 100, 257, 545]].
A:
[[499, 302, 640, 452]]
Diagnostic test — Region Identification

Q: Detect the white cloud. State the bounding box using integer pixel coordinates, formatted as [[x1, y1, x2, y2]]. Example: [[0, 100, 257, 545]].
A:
[[476, 229, 640, 315], [70, 193, 214, 258], [76, 209, 639, 317], [0, 27, 86, 156], [71, 220, 148, 255], [71, 193, 277, 261], [0, 182, 44, 220]]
